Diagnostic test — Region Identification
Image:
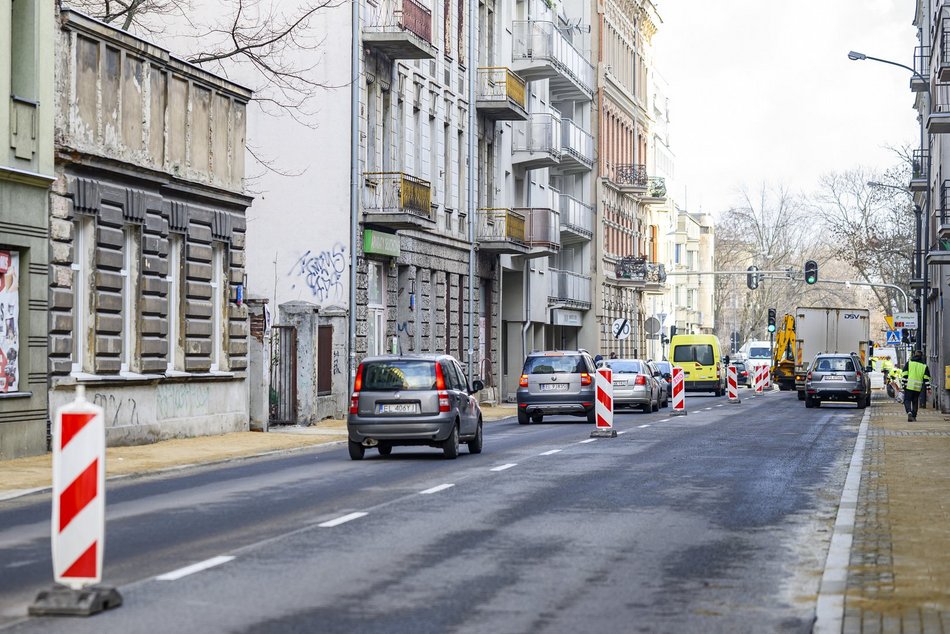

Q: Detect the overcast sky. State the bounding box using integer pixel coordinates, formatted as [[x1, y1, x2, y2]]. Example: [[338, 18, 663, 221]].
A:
[[653, 1, 920, 216]]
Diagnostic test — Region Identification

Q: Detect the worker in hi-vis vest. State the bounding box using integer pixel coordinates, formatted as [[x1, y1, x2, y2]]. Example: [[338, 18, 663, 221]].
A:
[[901, 350, 932, 422]]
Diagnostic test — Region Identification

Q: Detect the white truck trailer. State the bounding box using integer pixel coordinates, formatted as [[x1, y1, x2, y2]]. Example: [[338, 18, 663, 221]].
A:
[[794, 307, 872, 400]]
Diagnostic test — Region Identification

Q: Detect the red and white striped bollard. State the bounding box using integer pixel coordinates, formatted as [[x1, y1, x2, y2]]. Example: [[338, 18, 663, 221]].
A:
[[727, 365, 741, 403], [671, 366, 687, 416], [755, 365, 765, 394], [590, 367, 618, 438]]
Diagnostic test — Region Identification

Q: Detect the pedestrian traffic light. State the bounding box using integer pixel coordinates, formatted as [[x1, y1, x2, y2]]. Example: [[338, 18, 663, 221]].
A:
[[901, 328, 910, 343], [747, 265, 759, 290], [767, 308, 776, 333], [670, 325, 677, 338], [804, 260, 818, 285]]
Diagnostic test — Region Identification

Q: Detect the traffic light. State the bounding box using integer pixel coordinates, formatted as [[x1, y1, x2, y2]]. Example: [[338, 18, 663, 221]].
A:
[[747, 265, 759, 290], [670, 325, 677, 338], [767, 308, 777, 333], [804, 260, 818, 285]]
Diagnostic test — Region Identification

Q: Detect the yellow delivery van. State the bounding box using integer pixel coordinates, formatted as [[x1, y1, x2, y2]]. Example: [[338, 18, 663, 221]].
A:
[[669, 334, 727, 396]]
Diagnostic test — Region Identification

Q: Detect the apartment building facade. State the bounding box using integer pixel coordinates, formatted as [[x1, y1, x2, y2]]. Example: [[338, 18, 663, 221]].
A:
[[47, 11, 253, 444], [0, 0, 54, 458], [914, 0, 949, 411]]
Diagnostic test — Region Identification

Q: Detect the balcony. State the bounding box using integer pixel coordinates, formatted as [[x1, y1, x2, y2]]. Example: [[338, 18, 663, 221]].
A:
[[940, 28, 950, 83], [363, 172, 436, 231], [639, 177, 668, 205], [614, 256, 667, 294], [928, 84, 950, 133], [476, 208, 530, 254], [548, 269, 592, 309], [514, 207, 560, 257], [912, 45, 929, 92], [511, 20, 594, 102], [476, 68, 528, 121], [938, 180, 950, 241], [608, 163, 648, 194], [559, 194, 593, 245], [362, 0, 435, 60], [910, 149, 929, 192], [512, 113, 561, 169], [554, 119, 594, 173]]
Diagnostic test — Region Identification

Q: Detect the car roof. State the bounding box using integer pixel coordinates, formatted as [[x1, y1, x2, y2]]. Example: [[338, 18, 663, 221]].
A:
[[361, 354, 455, 363], [527, 350, 588, 357]]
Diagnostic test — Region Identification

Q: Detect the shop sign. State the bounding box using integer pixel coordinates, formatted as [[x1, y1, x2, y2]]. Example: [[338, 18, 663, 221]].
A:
[[364, 230, 400, 257]]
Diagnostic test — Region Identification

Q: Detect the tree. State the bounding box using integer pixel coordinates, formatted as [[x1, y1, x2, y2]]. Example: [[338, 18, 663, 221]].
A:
[[810, 163, 915, 316]]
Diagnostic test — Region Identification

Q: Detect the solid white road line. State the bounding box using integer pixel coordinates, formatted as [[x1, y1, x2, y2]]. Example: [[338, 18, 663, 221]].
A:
[[716, 404, 725, 407], [156, 556, 235, 581], [579, 438, 598, 444], [539, 449, 562, 456], [638, 424, 650, 428], [490, 463, 517, 472], [616, 430, 628, 435], [658, 419, 670, 422], [419, 483, 455, 495], [318, 512, 368, 528]]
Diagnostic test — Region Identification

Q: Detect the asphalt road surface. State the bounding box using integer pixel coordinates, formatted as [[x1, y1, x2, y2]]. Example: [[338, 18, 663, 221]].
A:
[[0, 388, 860, 633]]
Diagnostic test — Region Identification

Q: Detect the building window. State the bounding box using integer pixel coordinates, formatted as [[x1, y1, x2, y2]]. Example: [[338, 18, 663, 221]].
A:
[[10, 0, 37, 100], [210, 242, 227, 372], [166, 234, 183, 373], [121, 225, 141, 375], [71, 216, 94, 374], [367, 262, 386, 356]]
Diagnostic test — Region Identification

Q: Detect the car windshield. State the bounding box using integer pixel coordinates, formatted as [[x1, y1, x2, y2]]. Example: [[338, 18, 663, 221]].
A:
[[814, 357, 855, 373], [603, 360, 641, 374], [673, 344, 714, 365], [523, 355, 586, 374], [654, 362, 671, 374], [361, 360, 437, 391], [749, 347, 771, 359]]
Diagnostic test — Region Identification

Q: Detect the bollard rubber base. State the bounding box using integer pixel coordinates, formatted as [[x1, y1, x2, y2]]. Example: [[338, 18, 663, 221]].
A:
[[671, 409, 688, 416], [29, 584, 123, 617], [727, 397, 741, 404], [590, 428, 618, 438]]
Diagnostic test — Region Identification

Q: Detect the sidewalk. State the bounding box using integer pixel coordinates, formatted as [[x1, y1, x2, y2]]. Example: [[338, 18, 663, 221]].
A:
[[0, 404, 517, 501], [838, 392, 950, 633]]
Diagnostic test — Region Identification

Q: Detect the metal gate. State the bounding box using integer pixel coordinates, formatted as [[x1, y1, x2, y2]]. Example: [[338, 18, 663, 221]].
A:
[[269, 325, 297, 425]]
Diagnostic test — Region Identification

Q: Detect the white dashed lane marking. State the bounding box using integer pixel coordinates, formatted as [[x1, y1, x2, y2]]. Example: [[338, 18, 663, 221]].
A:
[[156, 556, 235, 581], [490, 463, 517, 472], [638, 424, 650, 428], [539, 449, 563, 456], [419, 484, 455, 495], [318, 512, 368, 528], [616, 430, 628, 435], [579, 438, 598, 444]]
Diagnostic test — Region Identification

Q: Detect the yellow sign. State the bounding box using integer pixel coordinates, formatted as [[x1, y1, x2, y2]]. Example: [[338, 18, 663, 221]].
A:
[[885, 315, 894, 329], [945, 365, 950, 385]]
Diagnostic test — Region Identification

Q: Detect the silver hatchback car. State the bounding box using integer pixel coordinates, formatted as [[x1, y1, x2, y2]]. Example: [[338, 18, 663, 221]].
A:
[[598, 358, 665, 412], [347, 355, 484, 460], [804, 353, 871, 409]]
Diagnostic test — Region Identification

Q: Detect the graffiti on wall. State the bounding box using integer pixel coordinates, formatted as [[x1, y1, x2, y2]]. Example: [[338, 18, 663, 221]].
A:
[[157, 383, 211, 420], [332, 344, 343, 375], [93, 393, 141, 428], [289, 244, 346, 302]]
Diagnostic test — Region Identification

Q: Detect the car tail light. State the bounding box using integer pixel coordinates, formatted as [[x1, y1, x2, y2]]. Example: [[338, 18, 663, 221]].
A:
[[580, 372, 591, 386], [519, 374, 529, 388], [349, 364, 364, 414], [435, 362, 446, 390], [438, 390, 450, 412], [856, 371, 863, 381], [634, 375, 647, 385], [806, 371, 812, 381]]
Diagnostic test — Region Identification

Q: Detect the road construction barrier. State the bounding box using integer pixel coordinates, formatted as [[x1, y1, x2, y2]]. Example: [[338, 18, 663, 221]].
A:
[[727, 365, 741, 403], [755, 366, 766, 394], [671, 366, 687, 415], [590, 368, 618, 438]]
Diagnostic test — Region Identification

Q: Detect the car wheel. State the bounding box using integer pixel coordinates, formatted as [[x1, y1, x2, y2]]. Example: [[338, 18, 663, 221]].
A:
[[651, 398, 659, 412], [641, 403, 651, 413], [531, 413, 544, 424], [467, 420, 483, 454], [518, 409, 529, 425], [443, 424, 460, 459], [348, 440, 365, 460], [857, 395, 867, 409], [378, 443, 392, 457], [587, 408, 596, 424]]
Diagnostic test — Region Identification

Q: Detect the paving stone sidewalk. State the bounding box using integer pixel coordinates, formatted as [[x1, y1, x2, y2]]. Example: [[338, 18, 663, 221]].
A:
[[842, 393, 950, 633]]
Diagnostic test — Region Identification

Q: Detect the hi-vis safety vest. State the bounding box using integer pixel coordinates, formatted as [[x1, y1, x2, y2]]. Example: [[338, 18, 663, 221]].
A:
[[903, 361, 929, 392]]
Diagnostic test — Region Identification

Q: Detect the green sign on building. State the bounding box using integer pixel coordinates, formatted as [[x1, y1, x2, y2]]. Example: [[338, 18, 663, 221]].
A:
[[364, 229, 400, 257]]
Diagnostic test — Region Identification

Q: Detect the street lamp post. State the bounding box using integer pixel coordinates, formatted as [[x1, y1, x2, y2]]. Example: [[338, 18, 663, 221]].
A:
[[849, 50, 930, 356]]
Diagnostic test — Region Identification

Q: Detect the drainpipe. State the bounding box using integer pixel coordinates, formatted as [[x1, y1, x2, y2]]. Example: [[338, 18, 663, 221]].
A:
[[348, 0, 360, 394], [522, 176, 533, 357], [467, 0, 476, 381]]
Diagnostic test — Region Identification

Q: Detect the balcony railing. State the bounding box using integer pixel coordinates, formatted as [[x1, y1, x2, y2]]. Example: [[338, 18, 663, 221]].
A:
[[928, 84, 950, 133], [610, 163, 648, 190], [549, 269, 592, 307], [476, 208, 530, 254], [940, 180, 950, 228], [557, 119, 594, 172], [615, 256, 667, 286], [362, 0, 435, 60], [514, 207, 560, 254], [476, 67, 528, 120], [559, 194, 593, 242], [913, 45, 930, 92], [512, 112, 561, 168], [511, 20, 594, 100], [910, 149, 929, 192], [644, 176, 667, 201], [363, 172, 434, 228]]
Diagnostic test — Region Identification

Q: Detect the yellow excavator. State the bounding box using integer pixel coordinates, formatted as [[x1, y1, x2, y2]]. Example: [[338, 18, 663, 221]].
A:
[[771, 314, 796, 391]]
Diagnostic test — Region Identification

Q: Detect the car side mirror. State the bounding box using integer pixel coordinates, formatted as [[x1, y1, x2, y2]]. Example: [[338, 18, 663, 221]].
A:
[[663, 373, 671, 380], [471, 379, 484, 393]]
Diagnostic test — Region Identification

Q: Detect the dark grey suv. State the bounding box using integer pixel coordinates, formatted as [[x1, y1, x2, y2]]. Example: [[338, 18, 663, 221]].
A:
[[347, 355, 483, 459], [804, 353, 871, 409], [516, 350, 597, 425]]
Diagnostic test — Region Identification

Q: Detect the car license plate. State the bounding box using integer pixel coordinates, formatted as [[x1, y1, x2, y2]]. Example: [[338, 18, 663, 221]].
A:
[[823, 375, 844, 382], [613, 380, 626, 386], [540, 383, 568, 392], [377, 403, 420, 414]]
